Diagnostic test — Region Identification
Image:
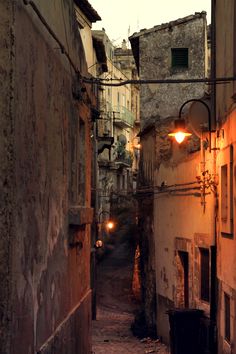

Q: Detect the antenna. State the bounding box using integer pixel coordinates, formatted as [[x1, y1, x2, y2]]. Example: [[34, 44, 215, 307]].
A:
[[137, 17, 140, 32]]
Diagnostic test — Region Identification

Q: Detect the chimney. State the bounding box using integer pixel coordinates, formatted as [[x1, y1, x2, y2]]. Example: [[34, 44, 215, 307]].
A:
[[122, 39, 127, 50]]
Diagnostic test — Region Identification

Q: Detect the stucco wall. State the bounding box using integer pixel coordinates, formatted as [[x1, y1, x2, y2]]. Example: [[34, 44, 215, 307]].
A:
[[154, 145, 215, 342], [215, 1, 236, 352], [0, 1, 93, 353], [0, 1, 15, 353]]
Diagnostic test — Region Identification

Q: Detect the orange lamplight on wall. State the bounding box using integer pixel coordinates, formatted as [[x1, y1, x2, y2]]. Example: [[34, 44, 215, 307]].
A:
[[168, 118, 192, 144]]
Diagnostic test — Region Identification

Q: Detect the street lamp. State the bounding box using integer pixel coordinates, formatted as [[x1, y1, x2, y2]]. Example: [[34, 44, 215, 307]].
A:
[[98, 210, 115, 232], [168, 98, 212, 151], [168, 118, 192, 143]]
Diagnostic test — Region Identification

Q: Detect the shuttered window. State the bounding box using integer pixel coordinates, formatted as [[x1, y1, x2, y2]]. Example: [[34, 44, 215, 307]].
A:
[[200, 248, 210, 302], [171, 48, 188, 68]]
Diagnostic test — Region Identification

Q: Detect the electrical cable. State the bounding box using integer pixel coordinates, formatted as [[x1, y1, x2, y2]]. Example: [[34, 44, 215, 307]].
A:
[[82, 76, 236, 87]]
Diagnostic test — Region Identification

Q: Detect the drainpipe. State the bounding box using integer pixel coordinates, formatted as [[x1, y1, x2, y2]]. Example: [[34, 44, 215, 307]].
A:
[[91, 86, 100, 321]]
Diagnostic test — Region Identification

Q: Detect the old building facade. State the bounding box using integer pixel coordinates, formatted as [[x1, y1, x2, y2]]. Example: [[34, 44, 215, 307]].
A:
[[130, 12, 213, 343], [0, 0, 98, 353], [91, 30, 140, 225], [131, 3, 236, 352], [215, 1, 236, 353]]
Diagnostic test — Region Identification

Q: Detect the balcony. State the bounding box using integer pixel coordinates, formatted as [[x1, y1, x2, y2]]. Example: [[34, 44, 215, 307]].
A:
[[115, 148, 133, 168], [113, 106, 135, 128]]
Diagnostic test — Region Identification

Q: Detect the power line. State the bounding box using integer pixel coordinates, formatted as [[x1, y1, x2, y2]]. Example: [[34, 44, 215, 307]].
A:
[[82, 76, 236, 87]]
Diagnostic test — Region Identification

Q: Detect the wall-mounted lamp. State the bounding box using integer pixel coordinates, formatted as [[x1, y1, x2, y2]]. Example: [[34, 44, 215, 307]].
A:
[[168, 118, 192, 144], [168, 98, 212, 151], [98, 210, 115, 231]]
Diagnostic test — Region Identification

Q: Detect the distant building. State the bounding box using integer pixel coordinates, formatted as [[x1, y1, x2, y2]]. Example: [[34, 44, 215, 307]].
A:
[[130, 12, 211, 343], [92, 30, 140, 223]]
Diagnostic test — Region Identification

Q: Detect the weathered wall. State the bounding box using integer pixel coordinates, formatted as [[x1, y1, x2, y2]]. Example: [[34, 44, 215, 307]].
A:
[[135, 13, 209, 344], [138, 13, 207, 126], [136, 129, 157, 335], [215, 1, 236, 352], [0, 1, 15, 353], [0, 1, 93, 353], [154, 145, 215, 342]]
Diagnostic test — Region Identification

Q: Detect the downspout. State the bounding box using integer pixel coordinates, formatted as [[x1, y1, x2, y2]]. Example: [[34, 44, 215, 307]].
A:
[[91, 86, 100, 321]]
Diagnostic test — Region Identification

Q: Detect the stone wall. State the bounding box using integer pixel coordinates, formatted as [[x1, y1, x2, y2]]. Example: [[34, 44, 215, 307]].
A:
[[0, 1, 93, 353], [137, 13, 207, 126]]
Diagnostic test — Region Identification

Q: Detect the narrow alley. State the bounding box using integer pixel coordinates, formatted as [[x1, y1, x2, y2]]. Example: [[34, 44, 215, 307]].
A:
[[92, 241, 169, 354]]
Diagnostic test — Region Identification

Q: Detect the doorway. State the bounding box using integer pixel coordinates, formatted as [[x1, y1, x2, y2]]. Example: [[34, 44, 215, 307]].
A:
[[178, 251, 189, 308]]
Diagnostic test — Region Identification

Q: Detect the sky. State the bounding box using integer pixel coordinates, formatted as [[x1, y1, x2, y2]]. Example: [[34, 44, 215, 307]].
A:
[[89, 0, 211, 46]]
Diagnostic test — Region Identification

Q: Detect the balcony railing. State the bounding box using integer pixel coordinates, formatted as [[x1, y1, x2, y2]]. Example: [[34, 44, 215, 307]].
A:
[[115, 148, 133, 167], [113, 106, 135, 128]]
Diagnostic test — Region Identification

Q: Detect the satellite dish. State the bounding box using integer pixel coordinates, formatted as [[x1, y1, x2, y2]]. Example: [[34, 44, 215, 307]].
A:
[[188, 100, 210, 138], [118, 134, 127, 145]]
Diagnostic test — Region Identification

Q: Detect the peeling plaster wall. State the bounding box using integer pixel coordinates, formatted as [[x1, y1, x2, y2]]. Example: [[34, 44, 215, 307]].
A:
[[0, 1, 93, 353], [136, 13, 211, 344], [154, 148, 215, 343]]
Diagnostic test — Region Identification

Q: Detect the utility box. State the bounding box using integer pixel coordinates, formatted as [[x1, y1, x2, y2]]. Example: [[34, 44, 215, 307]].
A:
[[167, 308, 204, 354]]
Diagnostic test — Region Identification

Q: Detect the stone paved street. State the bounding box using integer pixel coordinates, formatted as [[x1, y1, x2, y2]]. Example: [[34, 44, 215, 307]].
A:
[[92, 242, 170, 354]]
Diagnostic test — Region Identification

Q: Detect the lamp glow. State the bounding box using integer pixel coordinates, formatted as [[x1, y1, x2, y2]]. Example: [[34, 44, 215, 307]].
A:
[[168, 119, 192, 144], [106, 221, 114, 230], [175, 132, 185, 143]]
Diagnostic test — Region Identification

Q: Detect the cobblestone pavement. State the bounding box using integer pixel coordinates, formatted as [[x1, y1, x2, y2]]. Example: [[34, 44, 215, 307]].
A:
[[92, 242, 170, 354]]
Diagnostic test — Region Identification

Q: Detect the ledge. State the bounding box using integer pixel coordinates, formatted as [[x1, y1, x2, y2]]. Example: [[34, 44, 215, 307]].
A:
[[68, 206, 94, 226]]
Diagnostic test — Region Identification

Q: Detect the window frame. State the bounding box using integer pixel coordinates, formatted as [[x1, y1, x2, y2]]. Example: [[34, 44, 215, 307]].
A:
[[171, 48, 189, 69], [199, 247, 210, 303], [224, 292, 231, 343], [220, 145, 234, 237]]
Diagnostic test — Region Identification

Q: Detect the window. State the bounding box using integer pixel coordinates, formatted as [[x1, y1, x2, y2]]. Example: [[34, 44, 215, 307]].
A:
[[171, 48, 188, 69], [122, 175, 125, 189], [224, 293, 231, 343], [200, 248, 210, 302], [179, 251, 189, 308], [221, 145, 233, 236], [122, 94, 125, 107], [221, 164, 228, 222]]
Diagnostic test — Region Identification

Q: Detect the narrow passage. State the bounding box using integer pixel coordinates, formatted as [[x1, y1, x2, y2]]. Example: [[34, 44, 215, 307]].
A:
[[92, 241, 169, 354]]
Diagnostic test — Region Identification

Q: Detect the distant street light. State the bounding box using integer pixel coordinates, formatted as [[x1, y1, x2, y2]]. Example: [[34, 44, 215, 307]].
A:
[[98, 210, 115, 232]]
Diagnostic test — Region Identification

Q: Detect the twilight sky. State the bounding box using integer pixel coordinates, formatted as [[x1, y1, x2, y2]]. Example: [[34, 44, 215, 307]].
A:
[[89, 0, 211, 46]]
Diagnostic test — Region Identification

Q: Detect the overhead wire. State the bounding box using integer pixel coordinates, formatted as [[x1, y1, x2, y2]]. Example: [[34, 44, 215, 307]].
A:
[[82, 76, 236, 87]]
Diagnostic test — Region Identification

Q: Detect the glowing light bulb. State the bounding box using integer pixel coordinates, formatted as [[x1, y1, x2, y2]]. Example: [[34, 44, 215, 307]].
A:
[[175, 131, 186, 144], [107, 221, 114, 230]]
